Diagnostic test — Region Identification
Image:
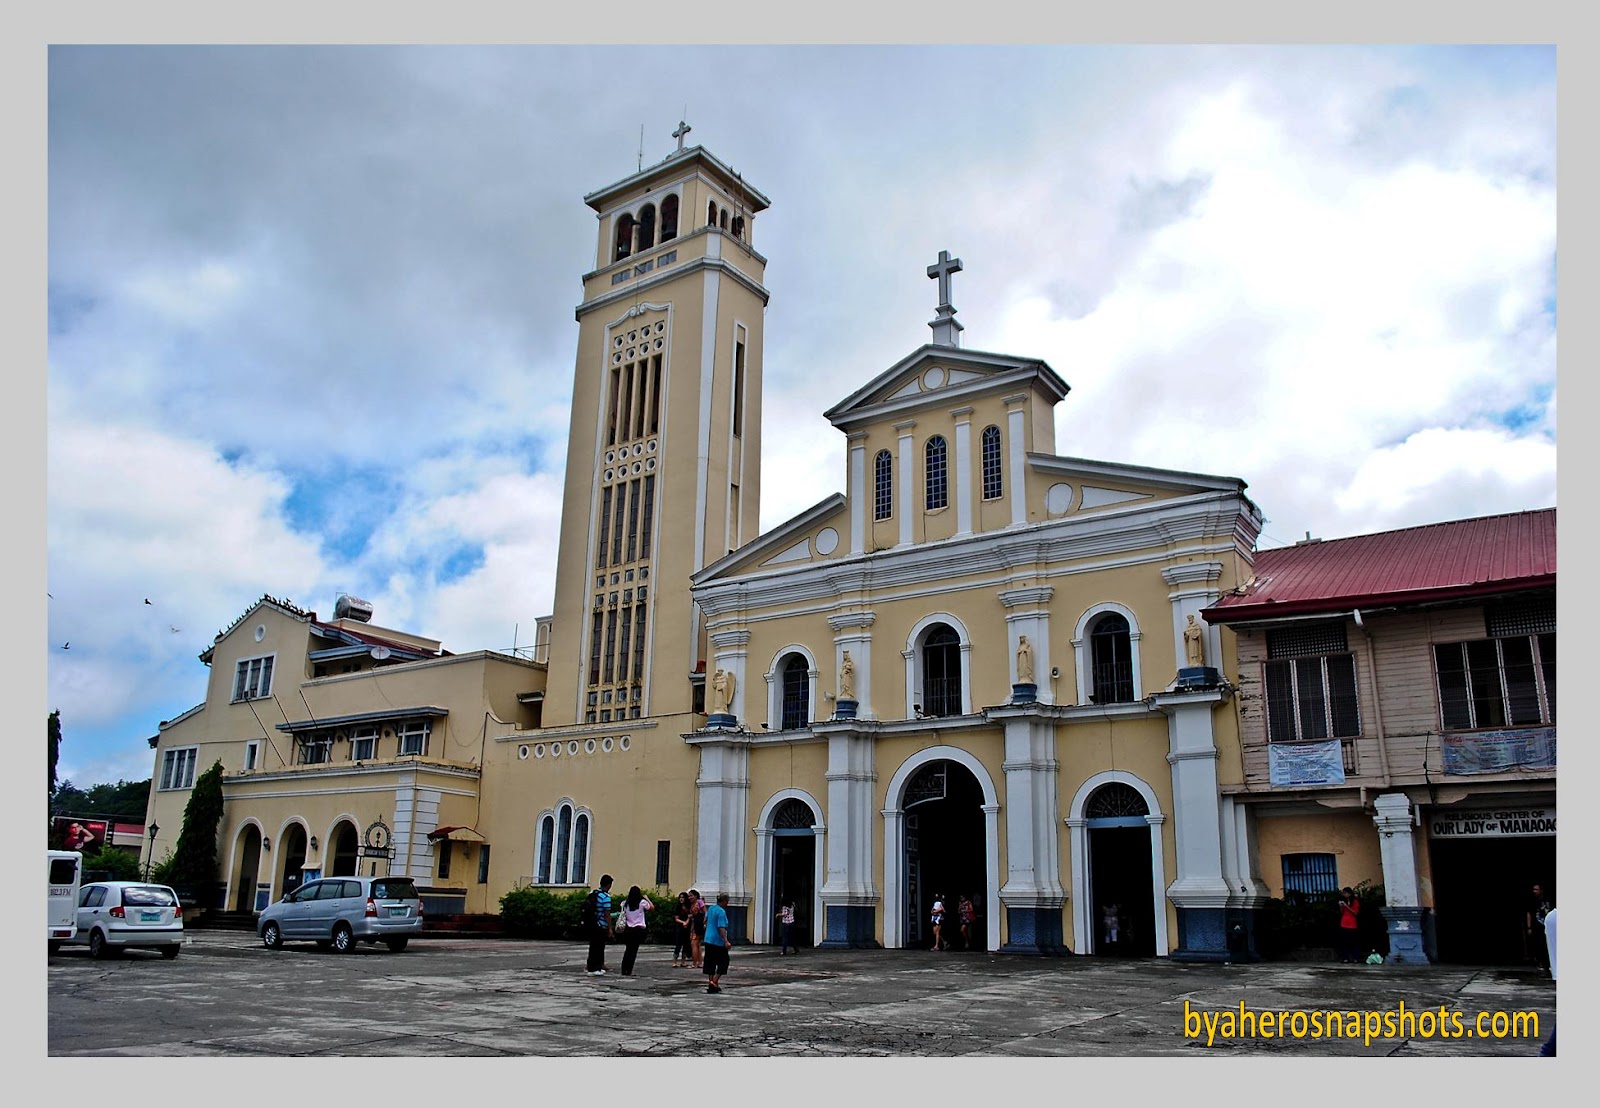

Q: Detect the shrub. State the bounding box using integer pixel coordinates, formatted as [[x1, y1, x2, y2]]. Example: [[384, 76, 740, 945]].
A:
[[499, 885, 680, 942], [84, 846, 141, 882]]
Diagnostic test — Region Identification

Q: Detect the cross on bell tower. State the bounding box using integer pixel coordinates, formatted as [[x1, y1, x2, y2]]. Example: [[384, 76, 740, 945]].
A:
[[927, 249, 964, 347], [673, 120, 692, 153]]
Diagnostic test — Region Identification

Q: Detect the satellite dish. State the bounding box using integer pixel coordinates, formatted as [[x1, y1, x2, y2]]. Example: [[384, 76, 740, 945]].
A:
[[370, 645, 391, 660]]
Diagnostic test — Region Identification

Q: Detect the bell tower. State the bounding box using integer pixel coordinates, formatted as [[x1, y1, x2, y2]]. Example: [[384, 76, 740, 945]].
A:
[[542, 129, 771, 728]]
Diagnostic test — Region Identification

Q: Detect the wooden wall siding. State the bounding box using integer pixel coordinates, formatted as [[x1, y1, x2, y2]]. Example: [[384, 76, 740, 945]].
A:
[[1229, 604, 1553, 787]]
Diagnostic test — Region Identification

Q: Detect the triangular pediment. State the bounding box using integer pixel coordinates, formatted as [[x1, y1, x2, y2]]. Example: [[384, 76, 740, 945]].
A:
[[693, 495, 849, 585], [824, 345, 1068, 431]]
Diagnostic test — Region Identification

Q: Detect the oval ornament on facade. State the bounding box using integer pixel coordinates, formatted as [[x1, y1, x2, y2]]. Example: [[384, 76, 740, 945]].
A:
[[816, 527, 839, 556]]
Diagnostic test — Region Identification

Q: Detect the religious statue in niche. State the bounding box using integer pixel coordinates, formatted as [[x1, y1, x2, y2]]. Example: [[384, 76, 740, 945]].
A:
[[839, 650, 856, 701], [1184, 614, 1206, 668], [1016, 635, 1035, 684], [710, 667, 736, 714]]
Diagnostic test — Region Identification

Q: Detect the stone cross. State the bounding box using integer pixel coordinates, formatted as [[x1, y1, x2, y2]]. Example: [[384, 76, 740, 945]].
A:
[[927, 249, 963, 311], [673, 120, 692, 152]]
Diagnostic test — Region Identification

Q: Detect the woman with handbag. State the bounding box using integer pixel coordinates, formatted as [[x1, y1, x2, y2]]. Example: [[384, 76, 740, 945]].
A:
[[617, 885, 654, 976]]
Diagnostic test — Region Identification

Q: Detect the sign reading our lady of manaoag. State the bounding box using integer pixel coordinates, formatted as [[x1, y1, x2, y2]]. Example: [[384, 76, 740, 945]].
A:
[[1428, 807, 1555, 838]]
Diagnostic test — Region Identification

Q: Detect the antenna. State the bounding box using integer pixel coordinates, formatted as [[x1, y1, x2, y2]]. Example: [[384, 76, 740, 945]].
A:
[[637, 124, 644, 171]]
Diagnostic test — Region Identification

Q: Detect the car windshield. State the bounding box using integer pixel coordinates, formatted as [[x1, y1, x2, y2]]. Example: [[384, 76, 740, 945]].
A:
[[370, 879, 418, 900], [121, 886, 177, 907]]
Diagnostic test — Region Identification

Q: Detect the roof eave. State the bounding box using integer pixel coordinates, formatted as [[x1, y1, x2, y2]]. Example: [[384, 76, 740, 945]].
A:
[[1203, 575, 1556, 624]]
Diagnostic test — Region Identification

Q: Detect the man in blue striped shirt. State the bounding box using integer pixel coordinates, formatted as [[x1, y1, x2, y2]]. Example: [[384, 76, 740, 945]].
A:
[[586, 874, 614, 975]]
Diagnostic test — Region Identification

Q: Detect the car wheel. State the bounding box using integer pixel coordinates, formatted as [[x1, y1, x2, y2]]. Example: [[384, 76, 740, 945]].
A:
[[48, 941, 62, 957], [261, 922, 283, 950], [331, 923, 355, 953], [89, 930, 108, 960], [160, 946, 180, 959], [385, 938, 409, 953]]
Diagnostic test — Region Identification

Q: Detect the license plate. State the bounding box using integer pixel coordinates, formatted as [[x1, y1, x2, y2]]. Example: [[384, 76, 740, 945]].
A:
[[388, 907, 408, 918], [140, 910, 161, 922]]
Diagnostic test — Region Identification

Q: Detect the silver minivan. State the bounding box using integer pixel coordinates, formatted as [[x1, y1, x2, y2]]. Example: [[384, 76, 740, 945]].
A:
[[257, 875, 423, 953]]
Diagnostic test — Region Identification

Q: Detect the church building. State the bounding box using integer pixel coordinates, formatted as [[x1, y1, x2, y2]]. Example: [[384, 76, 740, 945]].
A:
[[144, 133, 1299, 960]]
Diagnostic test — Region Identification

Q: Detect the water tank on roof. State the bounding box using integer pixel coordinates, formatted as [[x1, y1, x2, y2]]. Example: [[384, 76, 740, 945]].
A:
[[334, 594, 374, 623]]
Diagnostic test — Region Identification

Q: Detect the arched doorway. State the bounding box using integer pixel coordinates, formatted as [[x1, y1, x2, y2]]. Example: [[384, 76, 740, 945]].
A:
[[902, 759, 988, 950], [769, 798, 817, 949], [230, 825, 264, 913], [328, 821, 360, 877], [1085, 782, 1156, 957], [277, 824, 309, 897]]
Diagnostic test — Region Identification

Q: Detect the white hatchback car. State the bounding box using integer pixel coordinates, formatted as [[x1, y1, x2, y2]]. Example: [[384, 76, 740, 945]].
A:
[[70, 881, 186, 959]]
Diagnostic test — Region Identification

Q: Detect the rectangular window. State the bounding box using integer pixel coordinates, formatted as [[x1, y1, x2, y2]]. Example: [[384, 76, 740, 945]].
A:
[[438, 841, 452, 880], [1265, 654, 1360, 742], [606, 366, 621, 445], [618, 363, 634, 444], [477, 844, 491, 885], [617, 606, 633, 685], [1281, 853, 1339, 900], [351, 726, 377, 762], [243, 741, 260, 771], [611, 482, 627, 565], [597, 486, 612, 568], [589, 611, 603, 685], [397, 719, 430, 757], [655, 840, 671, 887], [160, 747, 198, 791], [1435, 633, 1556, 730], [874, 450, 893, 521], [640, 475, 655, 556], [732, 339, 745, 436], [626, 478, 641, 562], [633, 604, 647, 679], [232, 654, 275, 701], [298, 736, 331, 765], [603, 608, 618, 683]]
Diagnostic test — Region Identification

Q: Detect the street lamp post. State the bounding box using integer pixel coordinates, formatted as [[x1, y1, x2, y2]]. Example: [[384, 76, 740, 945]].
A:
[[145, 823, 159, 882]]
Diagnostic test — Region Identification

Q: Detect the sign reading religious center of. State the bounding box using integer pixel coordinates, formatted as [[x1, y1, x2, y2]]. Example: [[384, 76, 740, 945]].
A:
[[1427, 808, 1555, 838]]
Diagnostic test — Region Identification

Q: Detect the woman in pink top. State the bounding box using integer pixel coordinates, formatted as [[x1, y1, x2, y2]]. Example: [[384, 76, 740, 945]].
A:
[[617, 885, 654, 976]]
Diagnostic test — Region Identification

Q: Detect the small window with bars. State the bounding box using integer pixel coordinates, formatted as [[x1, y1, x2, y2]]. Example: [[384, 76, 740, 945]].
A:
[[1486, 594, 1555, 638], [1281, 853, 1339, 901], [874, 450, 893, 521], [655, 840, 670, 887]]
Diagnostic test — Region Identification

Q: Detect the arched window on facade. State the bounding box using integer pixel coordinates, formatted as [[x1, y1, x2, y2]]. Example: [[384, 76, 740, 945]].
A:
[[707, 200, 718, 227], [660, 195, 679, 241], [874, 449, 893, 521], [637, 203, 657, 251], [1085, 781, 1149, 820], [1091, 613, 1135, 704], [614, 214, 635, 262], [731, 215, 745, 240], [720, 208, 729, 230], [925, 435, 949, 511], [981, 425, 1003, 500], [535, 802, 592, 885], [780, 654, 810, 730], [773, 797, 816, 829], [921, 623, 962, 717]]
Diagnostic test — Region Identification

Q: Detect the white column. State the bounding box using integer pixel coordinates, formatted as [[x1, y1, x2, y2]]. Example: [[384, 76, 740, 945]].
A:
[[952, 407, 974, 537], [896, 420, 916, 548], [822, 732, 877, 903], [848, 433, 867, 556], [998, 715, 1064, 904], [1005, 396, 1027, 527], [1156, 691, 1231, 906], [694, 740, 751, 903], [1373, 793, 1421, 907]]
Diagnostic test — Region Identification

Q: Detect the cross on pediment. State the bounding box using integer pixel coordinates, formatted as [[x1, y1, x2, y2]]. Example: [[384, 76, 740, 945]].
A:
[[926, 249, 965, 347]]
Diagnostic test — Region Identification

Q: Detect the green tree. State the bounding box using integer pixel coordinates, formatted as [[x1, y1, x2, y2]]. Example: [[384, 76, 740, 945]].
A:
[[47, 710, 62, 815], [162, 760, 225, 903], [83, 845, 142, 882]]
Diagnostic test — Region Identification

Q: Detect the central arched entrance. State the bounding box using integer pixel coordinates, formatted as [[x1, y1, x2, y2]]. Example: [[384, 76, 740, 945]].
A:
[[769, 798, 818, 949], [1085, 782, 1157, 957], [898, 757, 990, 950]]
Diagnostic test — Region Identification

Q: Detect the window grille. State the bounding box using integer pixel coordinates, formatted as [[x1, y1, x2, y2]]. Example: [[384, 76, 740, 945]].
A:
[[874, 450, 893, 521], [1282, 853, 1340, 900], [781, 655, 810, 730], [981, 425, 1003, 499], [655, 840, 670, 887], [1085, 782, 1148, 819], [925, 436, 948, 511], [922, 625, 962, 716], [774, 799, 816, 829], [1487, 595, 1555, 638], [1090, 614, 1134, 704], [1267, 623, 1349, 659]]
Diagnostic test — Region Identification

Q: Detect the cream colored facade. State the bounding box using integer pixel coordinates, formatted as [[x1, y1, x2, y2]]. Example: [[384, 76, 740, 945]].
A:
[[145, 138, 1273, 957]]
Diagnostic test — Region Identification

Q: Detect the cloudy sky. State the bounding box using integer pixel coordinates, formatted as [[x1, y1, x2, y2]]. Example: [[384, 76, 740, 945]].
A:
[[43, 43, 1556, 790]]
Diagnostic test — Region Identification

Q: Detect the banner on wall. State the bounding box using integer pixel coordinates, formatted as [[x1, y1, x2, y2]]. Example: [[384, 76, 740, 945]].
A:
[[1268, 740, 1346, 787], [53, 817, 109, 853], [1441, 727, 1556, 775]]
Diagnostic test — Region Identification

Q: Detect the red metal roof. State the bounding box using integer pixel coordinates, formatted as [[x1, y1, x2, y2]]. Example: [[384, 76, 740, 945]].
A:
[[1204, 508, 1555, 623]]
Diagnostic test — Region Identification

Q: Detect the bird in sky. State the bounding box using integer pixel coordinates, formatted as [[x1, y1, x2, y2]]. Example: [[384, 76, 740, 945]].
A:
[[62, 642, 70, 650], [145, 598, 152, 605]]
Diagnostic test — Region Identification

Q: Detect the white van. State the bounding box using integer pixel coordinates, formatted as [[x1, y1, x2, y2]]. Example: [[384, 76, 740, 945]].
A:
[[48, 850, 83, 955]]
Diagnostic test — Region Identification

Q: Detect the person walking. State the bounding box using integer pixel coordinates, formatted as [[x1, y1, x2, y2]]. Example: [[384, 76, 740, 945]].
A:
[[958, 894, 977, 951], [703, 892, 732, 993], [616, 885, 654, 976], [584, 874, 615, 976], [931, 894, 947, 951], [689, 889, 707, 968], [672, 891, 694, 968], [776, 897, 797, 955], [1526, 882, 1553, 972]]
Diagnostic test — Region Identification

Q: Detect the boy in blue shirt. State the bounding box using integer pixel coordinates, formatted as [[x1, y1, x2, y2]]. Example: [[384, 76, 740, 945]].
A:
[[703, 892, 732, 993]]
